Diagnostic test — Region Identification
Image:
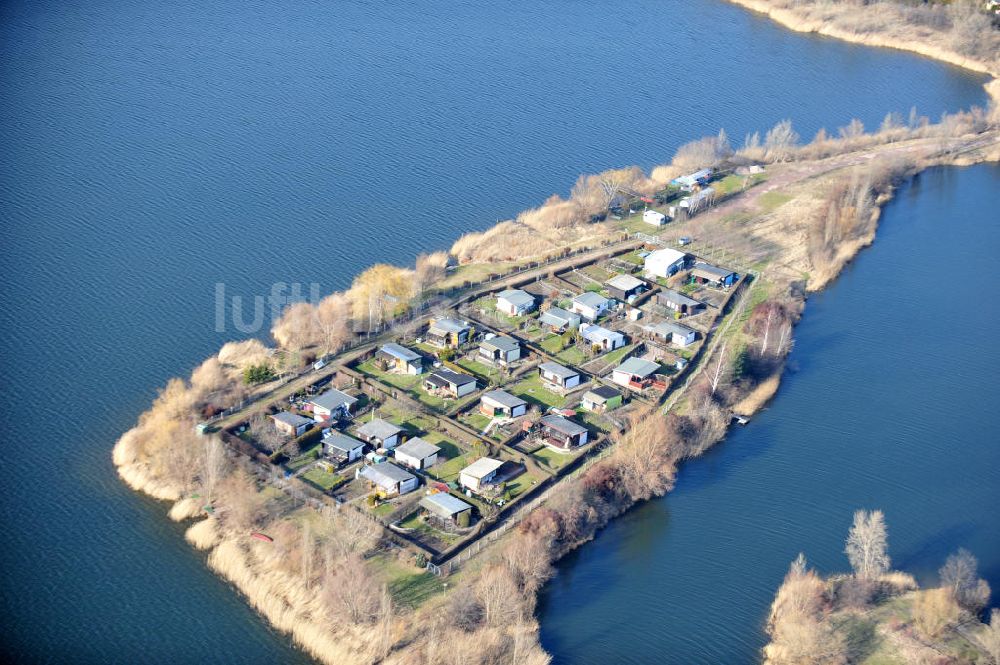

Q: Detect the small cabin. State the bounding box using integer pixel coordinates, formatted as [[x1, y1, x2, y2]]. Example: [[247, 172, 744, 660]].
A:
[[424, 369, 477, 398], [539, 306, 582, 332], [611, 357, 661, 390], [460, 457, 504, 494], [308, 389, 359, 423], [571, 292, 613, 321], [644, 320, 697, 347], [358, 462, 419, 497], [419, 492, 473, 526], [689, 262, 738, 288], [324, 432, 365, 464], [356, 418, 404, 450], [538, 362, 581, 391], [270, 411, 312, 437], [605, 274, 647, 302], [539, 415, 589, 449], [657, 289, 705, 315], [496, 289, 535, 316], [644, 248, 688, 279], [580, 323, 626, 351], [478, 336, 521, 366], [427, 318, 471, 348], [393, 437, 441, 470], [480, 389, 528, 419], [377, 343, 423, 375], [581, 385, 623, 412]]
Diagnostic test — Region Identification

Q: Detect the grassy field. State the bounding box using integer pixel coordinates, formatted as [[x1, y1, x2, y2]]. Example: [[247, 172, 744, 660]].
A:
[[619, 251, 646, 266], [531, 445, 577, 471], [357, 359, 422, 390], [455, 357, 498, 381], [415, 388, 479, 414], [398, 511, 462, 546], [427, 449, 473, 483], [460, 411, 492, 433], [301, 467, 346, 492], [511, 374, 566, 408], [504, 470, 541, 500], [555, 345, 587, 366], [539, 333, 568, 355], [373, 553, 446, 610], [759, 190, 792, 212], [437, 262, 517, 289], [285, 443, 322, 472], [599, 342, 635, 367]]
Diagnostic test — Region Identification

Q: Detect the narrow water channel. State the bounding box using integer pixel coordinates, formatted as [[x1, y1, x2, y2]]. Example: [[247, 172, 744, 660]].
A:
[[538, 164, 1000, 664]]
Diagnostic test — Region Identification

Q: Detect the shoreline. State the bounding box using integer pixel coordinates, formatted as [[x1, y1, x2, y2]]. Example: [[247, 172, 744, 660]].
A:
[[725, 0, 1000, 107], [112, 4, 1000, 663], [115, 142, 1000, 665]]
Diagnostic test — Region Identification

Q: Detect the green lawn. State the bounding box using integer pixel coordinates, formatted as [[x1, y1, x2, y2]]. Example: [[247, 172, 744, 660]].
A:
[[540, 333, 567, 355], [375, 404, 439, 435], [600, 343, 636, 367], [437, 262, 517, 289], [461, 411, 493, 432], [555, 345, 586, 366], [301, 467, 346, 492], [619, 251, 645, 266], [371, 553, 447, 610], [581, 264, 613, 282], [531, 446, 577, 471], [415, 388, 479, 414], [577, 408, 614, 433], [370, 502, 395, 517], [357, 359, 422, 390], [398, 511, 462, 546], [285, 443, 322, 472], [759, 190, 792, 212], [503, 471, 540, 500], [511, 374, 566, 408], [455, 357, 498, 380], [427, 452, 473, 483]]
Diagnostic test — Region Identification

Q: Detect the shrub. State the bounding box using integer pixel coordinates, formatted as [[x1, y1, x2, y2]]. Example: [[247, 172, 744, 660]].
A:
[[243, 363, 275, 385]]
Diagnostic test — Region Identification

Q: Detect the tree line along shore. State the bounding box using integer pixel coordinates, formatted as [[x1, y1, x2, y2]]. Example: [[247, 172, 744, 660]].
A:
[[765, 511, 999, 664], [113, 3, 1000, 663]]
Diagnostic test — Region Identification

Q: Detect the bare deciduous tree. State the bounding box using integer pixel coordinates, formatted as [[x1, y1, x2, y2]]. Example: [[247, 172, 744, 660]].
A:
[[475, 564, 521, 626], [979, 609, 1000, 665], [913, 588, 961, 640], [613, 406, 677, 500], [372, 584, 394, 660], [845, 509, 890, 580], [447, 586, 483, 632], [217, 471, 266, 532], [709, 340, 730, 396], [322, 553, 381, 624], [202, 435, 229, 504], [764, 119, 799, 162], [300, 521, 315, 589], [249, 412, 284, 454], [939, 548, 990, 613], [765, 554, 847, 665], [314, 293, 352, 357]]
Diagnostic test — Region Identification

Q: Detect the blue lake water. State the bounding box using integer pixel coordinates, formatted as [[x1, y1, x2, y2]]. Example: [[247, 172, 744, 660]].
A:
[[0, 0, 994, 662], [537, 164, 1000, 663]]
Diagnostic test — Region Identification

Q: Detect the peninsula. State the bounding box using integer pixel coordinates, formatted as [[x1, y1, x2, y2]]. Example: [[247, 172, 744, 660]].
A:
[[114, 2, 1000, 663]]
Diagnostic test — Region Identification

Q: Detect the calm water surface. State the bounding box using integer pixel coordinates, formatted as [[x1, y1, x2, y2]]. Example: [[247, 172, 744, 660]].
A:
[[0, 0, 992, 662], [538, 165, 1000, 663]]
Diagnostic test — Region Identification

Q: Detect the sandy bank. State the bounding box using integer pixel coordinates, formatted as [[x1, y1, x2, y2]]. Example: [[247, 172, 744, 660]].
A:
[[727, 0, 1000, 105]]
